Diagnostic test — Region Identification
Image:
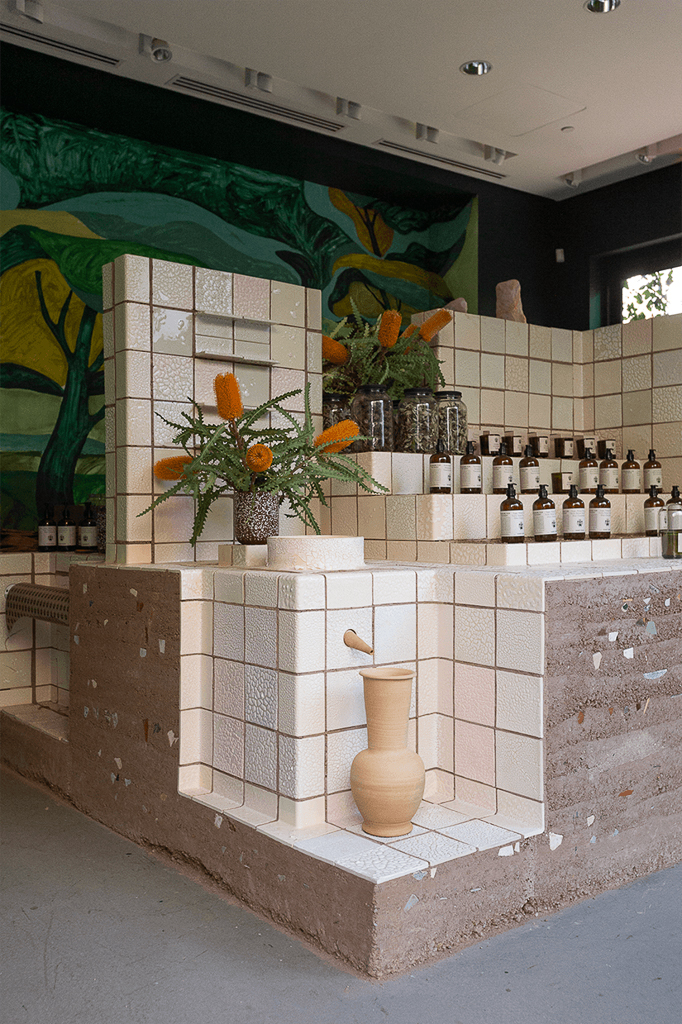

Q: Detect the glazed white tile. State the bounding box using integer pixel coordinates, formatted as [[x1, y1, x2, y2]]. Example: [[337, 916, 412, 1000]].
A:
[[561, 540, 592, 562], [417, 714, 454, 772], [347, 822, 428, 844], [278, 609, 326, 673], [259, 815, 333, 845], [439, 819, 522, 850], [334, 843, 430, 884], [296, 829, 381, 865], [423, 768, 455, 803], [453, 495, 488, 540], [410, 801, 469, 830], [496, 670, 543, 738], [355, 452, 392, 493], [232, 273, 270, 321], [526, 541, 561, 566], [152, 354, 193, 403], [278, 671, 325, 737], [386, 495, 416, 540], [326, 668, 367, 731], [492, 790, 545, 832], [213, 603, 245, 661], [417, 659, 454, 717], [195, 268, 232, 316], [179, 654, 212, 710], [180, 601, 213, 656], [179, 707, 212, 766], [496, 609, 544, 675], [278, 734, 325, 799], [480, 315, 506, 353], [495, 573, 544, 611], [270, 324, 305, 370], [243, 723, 277, 790], [244, 607, 278, 668], [114, 253, 149, 304], [448, 778, 497, 815], [454, 570, 496, 607], [374, 604, 417, 664], [417, 603, 453, 660], [326, 789, 364, 828], [116, 398, 152, 448], [391, 453, 424, 494], [213, 714, 244, 776], [306, 331, 322, 374], [416, 567, 454, 604], [496, 731, 543, 800], [591, 538, 622, 561], [214, 658, 244, 719], [244, 571, 278, 608], [325, 571, 373, 609], [326, 727, 367, 792], [271, 281, 305, 326], [151, 259, 193, 310], [625, 496, 646, 535], [244, 665, 278, 728], [214, 571, 244, 604], [114, 302, 151, 352], [274, 795, 328, 832], [416, 494, 454, 541], [115, 349, 151, 401], [621, 537, 649, 558], [326, 606, 373, 670], [372, 568, 417, 605], [454, 720, 495, 786], [454, 605, 495, 667], [179, 763, 212, 796], [278, 573, 325, 611], [391, 831, 475, 866]]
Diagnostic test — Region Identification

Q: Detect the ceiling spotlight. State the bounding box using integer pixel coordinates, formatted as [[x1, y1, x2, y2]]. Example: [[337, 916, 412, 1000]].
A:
[[484, 145, 507, 165], [636, 146, 656, 164], [416, 123, 440, 144], [150, 38, 172, 62], [563, 170, 583, 188], [460, 60, 492, 76], [584, 0, 621, 12]]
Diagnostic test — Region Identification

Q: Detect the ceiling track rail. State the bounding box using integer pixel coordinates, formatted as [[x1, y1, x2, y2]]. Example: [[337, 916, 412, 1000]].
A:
[[376, 140, 508, 179], [0, 22, 120, 65]]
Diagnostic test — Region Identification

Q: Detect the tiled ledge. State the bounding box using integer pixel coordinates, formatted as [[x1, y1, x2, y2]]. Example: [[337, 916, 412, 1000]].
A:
[[363, 535, 663, 565]]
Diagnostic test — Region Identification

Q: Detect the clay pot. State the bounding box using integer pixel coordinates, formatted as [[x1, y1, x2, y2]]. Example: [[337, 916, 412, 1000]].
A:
[[233, 491, 279, 545], [350, 667, 425, 837]]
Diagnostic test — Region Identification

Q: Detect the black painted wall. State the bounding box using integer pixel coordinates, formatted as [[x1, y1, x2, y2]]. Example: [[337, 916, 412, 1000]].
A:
[[2, 42, 680, 330]]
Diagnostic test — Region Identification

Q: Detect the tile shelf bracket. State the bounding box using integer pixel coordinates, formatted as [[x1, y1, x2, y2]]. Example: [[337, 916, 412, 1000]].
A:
[[194, 350, 280, 366], [195, 312, 281, 326]]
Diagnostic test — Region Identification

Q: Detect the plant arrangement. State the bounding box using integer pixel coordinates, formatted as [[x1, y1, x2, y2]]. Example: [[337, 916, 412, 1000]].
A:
[[142, 372, 386, 544], [321, 306, 452, 401]]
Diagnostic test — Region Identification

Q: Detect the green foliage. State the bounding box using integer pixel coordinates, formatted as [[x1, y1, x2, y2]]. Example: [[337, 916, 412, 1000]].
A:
[[140, 383, 386, 545], [623, 269, 674, 322]]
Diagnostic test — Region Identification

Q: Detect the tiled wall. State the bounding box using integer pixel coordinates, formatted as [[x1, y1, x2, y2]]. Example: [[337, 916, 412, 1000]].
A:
[[420, 310, 682, 484], [102, 255, 323, 565]]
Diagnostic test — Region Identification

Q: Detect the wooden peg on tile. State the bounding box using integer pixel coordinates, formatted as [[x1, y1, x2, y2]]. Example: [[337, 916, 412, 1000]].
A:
[[343, 629, 373, 655]]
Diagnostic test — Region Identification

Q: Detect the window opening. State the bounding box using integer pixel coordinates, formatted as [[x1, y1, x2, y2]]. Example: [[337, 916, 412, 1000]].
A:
[[622, 266, 682, 322]]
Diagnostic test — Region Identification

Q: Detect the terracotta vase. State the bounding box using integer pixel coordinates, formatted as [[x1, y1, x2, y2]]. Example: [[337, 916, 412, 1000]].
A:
[[233, 490, 279, 545], [350, 667, 425, 837]]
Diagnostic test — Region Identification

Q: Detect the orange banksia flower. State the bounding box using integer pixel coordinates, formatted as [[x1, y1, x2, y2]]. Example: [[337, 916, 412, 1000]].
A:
[[322, 335, 349, 365], [245, 443, 273, 473], [419, 308, 452, 343], [378, 309, 402, 348], [214, 372, 243, 420], [154, 455, 192, 481], [314, 419, 359, 453]]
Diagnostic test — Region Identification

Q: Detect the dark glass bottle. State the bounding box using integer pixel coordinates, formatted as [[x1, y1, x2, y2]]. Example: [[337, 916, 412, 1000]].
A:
[[37, 504, 57, 552], [589, 485, 611, 540], [519, 444, 540, 494], [599, 448, 619, 494], [579, 448, 599, 494], [500, 483, 525, 544], [460, 441, 481, 494], [644, 485, 664, 537], [621, 449, 641, 494], [533, 484, 557, 542], [562, 485, 586, 541], [57, 507, 77, 551], [429, 439, 452, 494], [643, 449, 663, 491], [665, 485, 682, 528], [492, 441, 514, 495], [78, 502, 99, 551]]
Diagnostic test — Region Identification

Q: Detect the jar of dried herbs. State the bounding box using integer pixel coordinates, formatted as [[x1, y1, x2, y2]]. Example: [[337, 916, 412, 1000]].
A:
[[397, 387, 438, 453], [322, 392, 351, 431], [435, 390, 468, 454], [349, 384, 394, 451]]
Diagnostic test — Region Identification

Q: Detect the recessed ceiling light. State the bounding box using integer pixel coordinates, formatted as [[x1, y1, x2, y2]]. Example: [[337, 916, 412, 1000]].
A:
[[584, 0, 621, 13], [460, 60, 492, 76]]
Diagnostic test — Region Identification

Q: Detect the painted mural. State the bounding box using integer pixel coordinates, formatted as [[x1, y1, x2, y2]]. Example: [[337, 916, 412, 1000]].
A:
[[0, 108, 477, 534]]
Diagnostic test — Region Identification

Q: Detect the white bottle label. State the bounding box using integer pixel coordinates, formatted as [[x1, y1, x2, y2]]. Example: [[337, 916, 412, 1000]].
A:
[[560, 440, 574, 458], [78, 525, 98, 547], [533, 508, 557, 537], [38, 526, 56, 547], [430, 463, 452, 491], [643, 468, 663, 490], [589, 507, 611, 534], [645, 505, 662, 533], [520, 465, 540, 491], [500, 508, 525, 538], [563, 507, 585, 535], [622, 467, 641, 491], [535, 436, 549, 455], [600, 466, 619, 489], [58, 525, 77, 546], [460, 463, 481, 489], [580, 466, 599, 490], [493, 464, 514, 489]]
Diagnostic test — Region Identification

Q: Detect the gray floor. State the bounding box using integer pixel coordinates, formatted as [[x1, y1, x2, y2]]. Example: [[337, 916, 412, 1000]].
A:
[[1, 767, 680, 1024]]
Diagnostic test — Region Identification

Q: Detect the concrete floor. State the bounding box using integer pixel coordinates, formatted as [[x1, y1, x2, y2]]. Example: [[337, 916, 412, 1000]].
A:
[[1, 767, 680, 1024]]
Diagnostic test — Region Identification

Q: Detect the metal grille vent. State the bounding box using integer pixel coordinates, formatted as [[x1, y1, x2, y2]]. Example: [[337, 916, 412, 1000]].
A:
[[5, 583, 70, 630], [376, 140, 508, 179], [171, 76, 346, 132], [0, 22, 120, 65]]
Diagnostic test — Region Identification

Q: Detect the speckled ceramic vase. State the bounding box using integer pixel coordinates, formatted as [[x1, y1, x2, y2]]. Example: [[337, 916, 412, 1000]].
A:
[[233, 491, 279, 545], [350, 667, 424, 837]]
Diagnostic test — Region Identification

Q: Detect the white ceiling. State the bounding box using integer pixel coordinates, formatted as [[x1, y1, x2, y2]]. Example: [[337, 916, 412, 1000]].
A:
[[3, 0, 682, 198]]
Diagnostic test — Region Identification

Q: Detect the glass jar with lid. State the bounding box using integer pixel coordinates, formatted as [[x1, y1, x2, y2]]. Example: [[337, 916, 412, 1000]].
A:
[[435, 390, 468, 454], [349, 384, 394, 451], [322, 392, 351, 432], [397, 387, 438, 453]]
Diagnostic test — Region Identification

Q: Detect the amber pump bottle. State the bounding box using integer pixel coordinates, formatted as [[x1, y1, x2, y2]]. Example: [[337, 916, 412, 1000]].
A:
[[643, 449, 663, 491], [519, 444, 540, 494], [562, 485, 586, 541], [57, 506, 77, 551], [37, 504, 57, 552], [533, 484, 557, 542], [644, 485, 664, 537], [589, 485, 611, 539], [500, 483, 525, 543], [429, 439, 452, 494], [492, 441, 514, 495], [78, 502, 99, 551], [599, 448, 619, 494], [460, 441, 481, 494], [579, 448, 599, 494], [621, 450, 641, 494]]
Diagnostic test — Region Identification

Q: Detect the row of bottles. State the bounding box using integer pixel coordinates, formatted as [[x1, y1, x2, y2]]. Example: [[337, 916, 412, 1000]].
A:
[[429, 443, 664, 496], [37, 504, 99, 552], [498, 484, 682, 544], [480, 434, 618, 460]]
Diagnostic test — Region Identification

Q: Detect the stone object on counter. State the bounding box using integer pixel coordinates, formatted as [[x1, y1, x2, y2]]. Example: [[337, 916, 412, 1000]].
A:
[[496, 279, 527, 322]]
